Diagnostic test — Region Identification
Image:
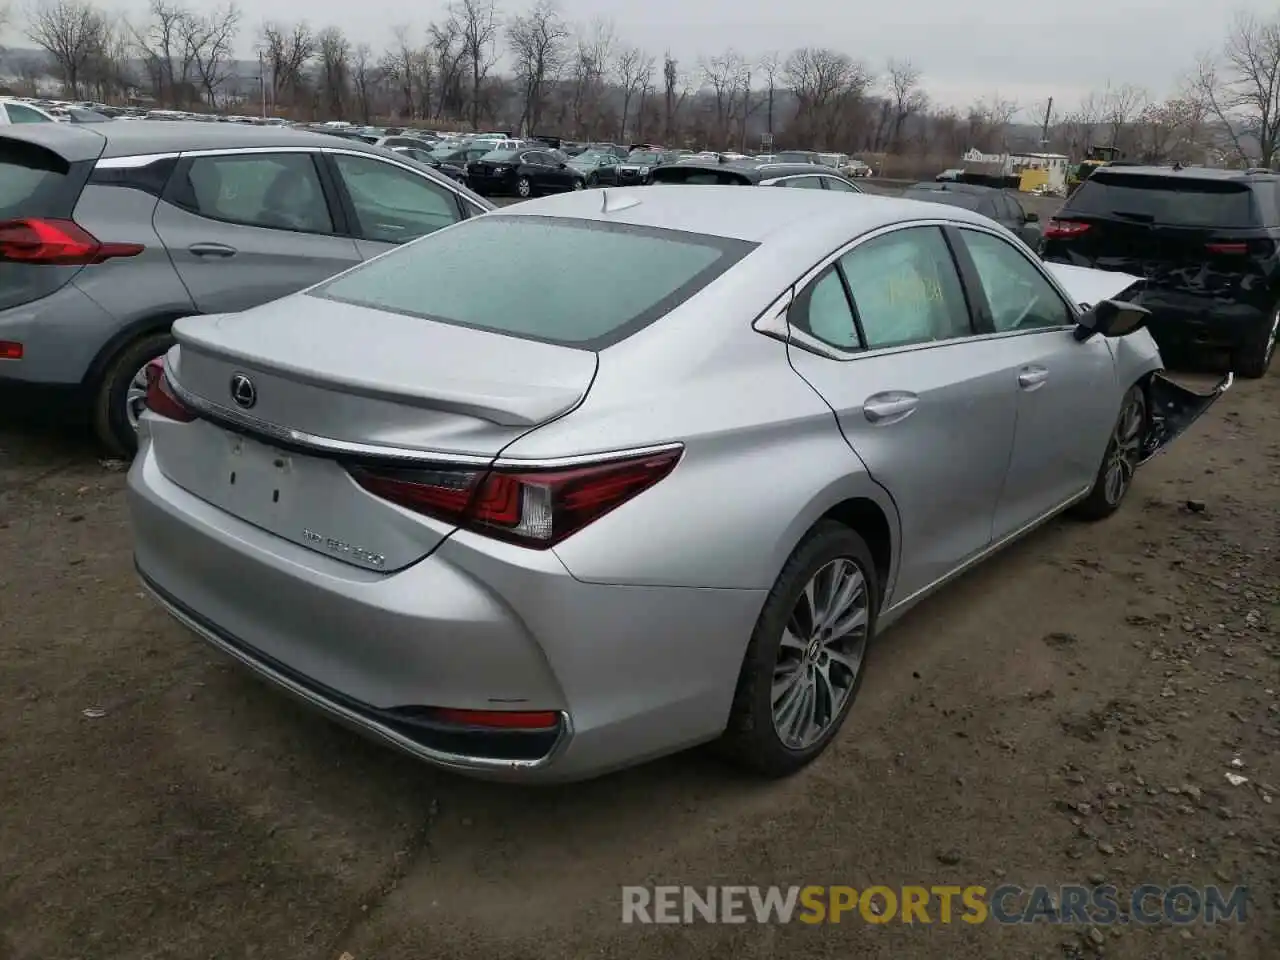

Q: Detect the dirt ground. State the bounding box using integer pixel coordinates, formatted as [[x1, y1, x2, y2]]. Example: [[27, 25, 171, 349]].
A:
[[2, 205, 1278, 960]]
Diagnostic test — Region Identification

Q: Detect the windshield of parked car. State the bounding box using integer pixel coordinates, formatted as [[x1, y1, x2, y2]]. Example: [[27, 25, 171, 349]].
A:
[[311, 216, 757, 349], [1067, 173, 1258, 228], [902, 188, 986, 211], [627, 151, 663, 164], [574, 152, 611, 165]]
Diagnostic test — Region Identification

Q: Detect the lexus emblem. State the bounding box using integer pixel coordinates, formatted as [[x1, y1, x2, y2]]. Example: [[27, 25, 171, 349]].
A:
[[229, 373, 257, 409]]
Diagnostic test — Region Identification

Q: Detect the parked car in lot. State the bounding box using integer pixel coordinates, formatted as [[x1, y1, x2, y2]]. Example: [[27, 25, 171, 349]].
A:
[[466, 147, 587, 197], [901, 181, 1043, 249], [614, 148, 680, 185], [129, 185, 1226, 783], [650, 158, 864, 193], [567, 149, 621, 186], [0, 99, 57, 123], [1042, 164, 1280, 377], [0, 121, 492, 454]]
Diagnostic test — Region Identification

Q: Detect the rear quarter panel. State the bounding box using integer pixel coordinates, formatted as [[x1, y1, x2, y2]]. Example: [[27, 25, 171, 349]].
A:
[[506, 309, 900, 591]]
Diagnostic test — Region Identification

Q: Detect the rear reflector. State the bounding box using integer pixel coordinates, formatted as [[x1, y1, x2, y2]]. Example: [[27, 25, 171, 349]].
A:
[[349, 447, 682, 549], [0, 218, 144, 265], [1205, 242, 1248, 255], [142, 358, 198, 422], [1045, 219, 1090, 239], [432, 708, 560, 730], [0, 341, 21, 359]]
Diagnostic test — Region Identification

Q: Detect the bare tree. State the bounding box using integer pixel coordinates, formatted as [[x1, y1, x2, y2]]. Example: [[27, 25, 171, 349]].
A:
[[758, 50, 780, 137], [83, 14, 133, 100], [180, 3, 239, 107], [784, 47, 873, 148], [450, 0, 499, 130], [661, 53, 689, 144], [1135, 97, 1207, 162], [130, 1, 192, 105], [507, 0, 568, 135], [351, 42, 373, 122], [316, 26, 349, 118], [429, 19, 466, 120], [1102, 81, 1148, 150], [25, 0, 105, 97], [965, 94, 1018, 152], [1194, 11, 1280, 166], [614, 45, 652, 141], [885, 59, 927, 151], [257, 20, 315, 111], [568, 18, 612, 138], [699, 49, 746, 146]]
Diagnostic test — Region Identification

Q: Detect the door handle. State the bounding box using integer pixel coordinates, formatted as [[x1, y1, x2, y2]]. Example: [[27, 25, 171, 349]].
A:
[[1017, 365, 1050, 390], [862, 391, 919, 424], [188, 242, 237, 258]]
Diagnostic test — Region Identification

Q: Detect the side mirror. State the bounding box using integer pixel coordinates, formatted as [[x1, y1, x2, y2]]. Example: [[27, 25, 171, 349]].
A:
[[1024, 211, 1039, 223], [1073, 299, 1150, 341]]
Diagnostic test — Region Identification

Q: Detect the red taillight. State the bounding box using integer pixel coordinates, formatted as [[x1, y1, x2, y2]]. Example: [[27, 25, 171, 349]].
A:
[[350, 448, 682, 549], [432, 708, 560, 730], [0, 218, 144, 265], [0, 341, 22, 359], [1045, 218, 1091, 239], [1205, 241, 1248, 255], [142, 358, 198, 422]]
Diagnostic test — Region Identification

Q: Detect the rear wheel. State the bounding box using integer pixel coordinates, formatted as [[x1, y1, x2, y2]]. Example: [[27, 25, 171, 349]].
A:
[[720, 521, 877, 777], [1232, 305, 1278, 379], [1070, 383, 1146, 521], [90, 331, 173, 458], [516, 176, 533, 199], [572, 178, 585, 191]]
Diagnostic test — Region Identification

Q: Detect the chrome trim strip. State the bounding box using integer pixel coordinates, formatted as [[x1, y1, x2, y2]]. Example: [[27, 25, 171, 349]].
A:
[[95, 152, 180, 169], [138, 572, 571, 773], [167, 369, 685, 469]]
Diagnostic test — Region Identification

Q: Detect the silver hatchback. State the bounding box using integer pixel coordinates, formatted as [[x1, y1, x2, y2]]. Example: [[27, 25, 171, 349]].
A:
[[128, 186, 1228, 782]]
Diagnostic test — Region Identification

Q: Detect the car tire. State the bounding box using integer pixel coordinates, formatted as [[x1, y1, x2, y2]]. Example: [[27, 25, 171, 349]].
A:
[[572, 178, 585, 190], [719, 521, 878, 778], [586, 174, 598, 187], [90, 330, 174, 458], [516, 176, 533, 198], [1231, 305, 1278, 379], [1070, 382, 1146, 522]]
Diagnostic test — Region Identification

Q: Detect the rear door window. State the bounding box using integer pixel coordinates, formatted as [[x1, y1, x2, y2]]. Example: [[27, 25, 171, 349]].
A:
[[311, 215, 755, 348], [1069, 173, 1258, 227], [823, 177, 860, 193], [4, 103, 52, 123], [176, 153, 334, 234], [779, 176, 825, 190]]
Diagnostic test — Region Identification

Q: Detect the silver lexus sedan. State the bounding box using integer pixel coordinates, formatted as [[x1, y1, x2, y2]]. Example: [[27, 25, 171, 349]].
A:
[[127, 186, 1228, 782]]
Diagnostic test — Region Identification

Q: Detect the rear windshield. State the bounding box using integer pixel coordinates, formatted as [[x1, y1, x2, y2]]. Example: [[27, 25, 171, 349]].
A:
[[627, 152, 663, 164], [310, 215, 756, 349], [0, 139, 76, 219], [651, 167, 752, 185], [480, 150, 519, 161], [902, 189, 985, 211], [1068, 174, 1258, 228]]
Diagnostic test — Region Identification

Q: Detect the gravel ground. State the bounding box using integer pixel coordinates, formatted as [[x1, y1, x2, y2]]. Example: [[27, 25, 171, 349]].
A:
[[1, 188, 1277, 960]]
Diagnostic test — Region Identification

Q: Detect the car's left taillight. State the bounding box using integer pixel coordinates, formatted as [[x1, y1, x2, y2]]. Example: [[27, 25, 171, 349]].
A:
[[349, 448, 682, 549], [142, 358, 198, 422], [0, 218, 144, 265]]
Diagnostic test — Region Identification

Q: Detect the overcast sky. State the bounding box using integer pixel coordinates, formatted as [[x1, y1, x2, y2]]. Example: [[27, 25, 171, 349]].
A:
[[3, 0, 1269, 116]]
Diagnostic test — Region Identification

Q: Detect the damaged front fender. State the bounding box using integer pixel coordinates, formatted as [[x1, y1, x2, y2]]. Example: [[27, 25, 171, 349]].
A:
[[1139, 371, 1233, 465]]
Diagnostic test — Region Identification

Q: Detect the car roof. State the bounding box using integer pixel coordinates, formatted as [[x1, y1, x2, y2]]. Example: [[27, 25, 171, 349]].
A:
[[1093, 164, 1279, 183], [491, 183, 994, 246], [0, 119, 382, 159], [653, 160, 841, 182]]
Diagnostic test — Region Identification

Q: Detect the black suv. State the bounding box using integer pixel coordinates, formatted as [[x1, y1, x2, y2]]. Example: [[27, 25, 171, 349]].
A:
[[1042, 165, 1280, 377]]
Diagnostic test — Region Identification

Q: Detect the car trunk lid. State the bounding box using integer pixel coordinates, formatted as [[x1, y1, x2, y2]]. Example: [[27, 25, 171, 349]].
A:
[[154, 294, 598, 570]]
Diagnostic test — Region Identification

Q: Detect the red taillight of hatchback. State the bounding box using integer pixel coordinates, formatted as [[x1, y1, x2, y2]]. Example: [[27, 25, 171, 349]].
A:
[[0, 218, 144, 265], [350, 448, 683, 549], [1044, 218, 1091, 239], [142, 358, 198, 422]]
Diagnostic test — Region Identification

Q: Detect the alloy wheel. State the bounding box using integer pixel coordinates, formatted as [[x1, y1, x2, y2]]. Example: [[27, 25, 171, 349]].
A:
[[1103, 392, 1144, 506], [517, 178, 531, 198], [771, 558, 869, 750], [124, 360, 152, 433]]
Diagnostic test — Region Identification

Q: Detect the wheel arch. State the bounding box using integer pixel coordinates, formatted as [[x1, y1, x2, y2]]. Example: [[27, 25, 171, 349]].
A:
[[81, 310, 198, 391]]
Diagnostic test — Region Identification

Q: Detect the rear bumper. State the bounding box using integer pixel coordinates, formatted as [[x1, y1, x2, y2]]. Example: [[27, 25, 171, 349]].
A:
[[1133, 290, 1268, 351], [0, 280, 123, 387], [127, 438, 764, 782]]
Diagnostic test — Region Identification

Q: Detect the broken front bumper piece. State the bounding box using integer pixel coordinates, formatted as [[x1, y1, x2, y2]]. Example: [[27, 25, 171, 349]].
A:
[[1139, 371, 1233, 465]]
